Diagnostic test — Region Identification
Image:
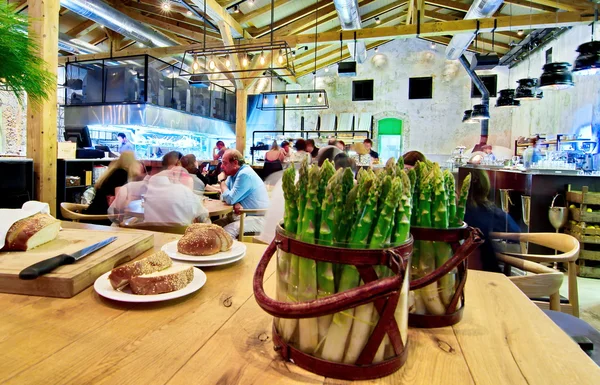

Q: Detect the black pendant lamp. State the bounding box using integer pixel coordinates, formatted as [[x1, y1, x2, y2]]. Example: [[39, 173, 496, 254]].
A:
[[573, 40, 600, 76], [539, 62, 575, 90], [471, 104, 490, 120], [495, 89, 521, 108], [515, 78, 543, 101], [462, 110, 477, 124]]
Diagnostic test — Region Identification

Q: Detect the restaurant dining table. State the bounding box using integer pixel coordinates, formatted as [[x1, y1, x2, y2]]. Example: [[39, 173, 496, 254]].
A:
[[124, 198, 232, 219], [1, 222, 598, 385]]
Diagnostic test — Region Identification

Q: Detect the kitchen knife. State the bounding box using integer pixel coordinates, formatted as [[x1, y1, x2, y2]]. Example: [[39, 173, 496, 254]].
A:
[[19, 236, 118, 280]]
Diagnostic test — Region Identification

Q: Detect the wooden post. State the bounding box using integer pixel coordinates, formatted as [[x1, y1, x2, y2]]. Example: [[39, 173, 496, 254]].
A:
[[27, 0, 59, 216], [235, 89, 247, 155]]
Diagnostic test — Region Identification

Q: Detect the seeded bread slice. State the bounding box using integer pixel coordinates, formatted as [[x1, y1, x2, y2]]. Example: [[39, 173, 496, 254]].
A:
[[129, 264, 194, 295], [109, 251, 172, 289]]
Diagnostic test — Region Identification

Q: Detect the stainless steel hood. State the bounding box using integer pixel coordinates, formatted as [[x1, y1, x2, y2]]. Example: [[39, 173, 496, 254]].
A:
[[65, 104, 235, 138]]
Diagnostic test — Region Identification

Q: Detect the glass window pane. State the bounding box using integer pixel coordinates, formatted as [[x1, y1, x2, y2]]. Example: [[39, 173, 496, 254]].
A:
[[65, 61, 103, 105], [104, 57, 146, 103], [148, 58, 173, 108]]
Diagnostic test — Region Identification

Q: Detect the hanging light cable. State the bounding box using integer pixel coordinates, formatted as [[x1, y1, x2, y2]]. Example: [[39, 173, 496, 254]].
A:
[[497, 4, 520, 108], [515, 1, 543, 100]]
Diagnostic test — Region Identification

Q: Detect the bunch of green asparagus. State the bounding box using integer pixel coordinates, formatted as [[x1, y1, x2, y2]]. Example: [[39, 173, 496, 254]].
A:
[[277, 158, 413, 364], [408, 160, 471, 316]]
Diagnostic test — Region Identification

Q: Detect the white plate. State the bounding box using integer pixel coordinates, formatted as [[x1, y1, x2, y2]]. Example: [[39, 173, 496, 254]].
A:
[[94, 264, 206, 303], [174, 252, 246, 267], [161, 240, 246, 262]]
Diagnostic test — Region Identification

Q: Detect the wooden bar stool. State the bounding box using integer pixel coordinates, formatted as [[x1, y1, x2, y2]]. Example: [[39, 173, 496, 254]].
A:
[[60, 202, 110, 223]]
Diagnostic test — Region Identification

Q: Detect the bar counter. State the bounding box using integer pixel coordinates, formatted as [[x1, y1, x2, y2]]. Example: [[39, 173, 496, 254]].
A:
[[0, 222, 598, 384], [458, 165, 600, 235]]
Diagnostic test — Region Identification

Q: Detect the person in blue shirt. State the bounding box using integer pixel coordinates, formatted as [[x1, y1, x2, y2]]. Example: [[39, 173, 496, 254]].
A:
[[214, 149, 270, 238], [117, 133, 135, 154]]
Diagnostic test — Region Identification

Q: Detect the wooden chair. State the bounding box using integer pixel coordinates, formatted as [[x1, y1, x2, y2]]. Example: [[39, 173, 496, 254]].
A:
[[60, 202, 109, 222], [118, 220, 188, 235], [490, 232, 580, 317], [238, 208, 268, 242]]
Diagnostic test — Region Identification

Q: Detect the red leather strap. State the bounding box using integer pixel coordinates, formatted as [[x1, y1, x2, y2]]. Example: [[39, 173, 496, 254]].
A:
[[410, 227, 483, 290], [272, 323, 409, 381], [274, 230, 413, 266]]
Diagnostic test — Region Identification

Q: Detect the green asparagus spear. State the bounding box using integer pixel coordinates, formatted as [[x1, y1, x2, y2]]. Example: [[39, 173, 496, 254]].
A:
[[432, 164, 455, 306], [316, 173, 338, 344], [451, 173, 472, 227], [385, 157, 396, 178], [444, 169, 457, 226], [280, 167, 299, 342], [296, 158, 310, 233], [297, 166, 321, 353]]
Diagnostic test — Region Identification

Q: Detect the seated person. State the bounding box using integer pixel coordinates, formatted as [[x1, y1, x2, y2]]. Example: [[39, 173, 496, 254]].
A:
[[84, 151, 144, 225], [316, 146, 343, 167], [180, 154, 206, 192], [403, 150, 426, 169], [463, 169, 520, 272], [109, 169, 209, 226], [214, 149, 270, 238], [333, 152, 357, 173], [153, 151, 194, 190]]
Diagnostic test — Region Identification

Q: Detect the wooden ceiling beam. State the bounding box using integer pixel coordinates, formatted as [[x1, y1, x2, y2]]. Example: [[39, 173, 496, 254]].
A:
[[135, 0, 194, 14], [13, 1, 28, 12], [526, 0, 591, 12], [238, 0, 295, 25], [423, 10, 513, 46], [294, 10, 407, 65], [502, 0, 557, 13], [58, 11, 595, 64], [188, 0, 249, 38], [242, 52, 272, 89], [124, 0, 220, 34], [425, 0, 470, 13], [115, 5, 223, 45], [274, 0, 384, 39], [65, 19, 98, 38], [251, 0, 334, 38]]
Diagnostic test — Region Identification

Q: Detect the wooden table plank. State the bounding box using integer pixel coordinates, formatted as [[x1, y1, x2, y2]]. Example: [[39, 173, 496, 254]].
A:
[[454, 271, 600, 385], [1, 222, 599, 385], [1, 243, 272, 385]]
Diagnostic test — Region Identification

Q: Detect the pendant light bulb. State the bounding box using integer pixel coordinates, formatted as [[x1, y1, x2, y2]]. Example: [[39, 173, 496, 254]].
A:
[[192, 56, 200, 72], [161, 1, 171, 12], [517, 29, 524, 36], [374, 47, 378, 53], [318, 93, 323, 103], [296, 94, 300, 104], [375, 17, 381, 24], [260, 52, 265, 65], [274, 95, 278, 104], [242, 55, 249, 67], [325, 67, 329, 72], [278, 50, 284, 65], [430, 42, 436, 49], [209, 58, 216, 71], [248, 0, 254, 5], [225, 55, 231, 68], [285, 95, 289, 103], [234, 5, 240, 13], [307, 94, 311, 103], [263, 95, 268, 105]]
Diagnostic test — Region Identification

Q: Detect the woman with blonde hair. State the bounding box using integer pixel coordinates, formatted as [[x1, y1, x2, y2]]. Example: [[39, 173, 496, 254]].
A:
[[84, 151, 145, 220]]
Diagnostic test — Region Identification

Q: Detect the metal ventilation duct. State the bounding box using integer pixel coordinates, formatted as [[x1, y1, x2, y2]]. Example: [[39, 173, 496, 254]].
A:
[[59, 32, 104, 54], [445, 0, 505, 60], [59, 0, 174, 47], [333, 0, 368, 63]]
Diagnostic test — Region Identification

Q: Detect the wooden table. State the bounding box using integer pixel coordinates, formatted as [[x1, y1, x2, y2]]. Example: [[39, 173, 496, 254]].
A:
[[125, 198, 232, 219], [1, 222, 598, 385]]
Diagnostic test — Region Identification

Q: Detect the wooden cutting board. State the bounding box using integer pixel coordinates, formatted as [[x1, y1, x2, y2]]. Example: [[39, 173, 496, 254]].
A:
[[0, 228, 153, 298]]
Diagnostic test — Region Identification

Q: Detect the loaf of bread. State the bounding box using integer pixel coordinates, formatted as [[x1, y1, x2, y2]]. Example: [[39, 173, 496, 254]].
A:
[[129, 264, 194, 295], [109, 251, 172, 289], [3, 213, 61, 251], [177, 223, 233, 256]]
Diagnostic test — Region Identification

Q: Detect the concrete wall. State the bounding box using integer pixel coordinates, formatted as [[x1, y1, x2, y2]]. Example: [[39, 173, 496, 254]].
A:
[[277, 26, 599, 157]]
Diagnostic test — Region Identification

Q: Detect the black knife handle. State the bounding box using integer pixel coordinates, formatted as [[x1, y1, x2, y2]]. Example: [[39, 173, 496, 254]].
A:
[[19, 254, 76, 280]]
